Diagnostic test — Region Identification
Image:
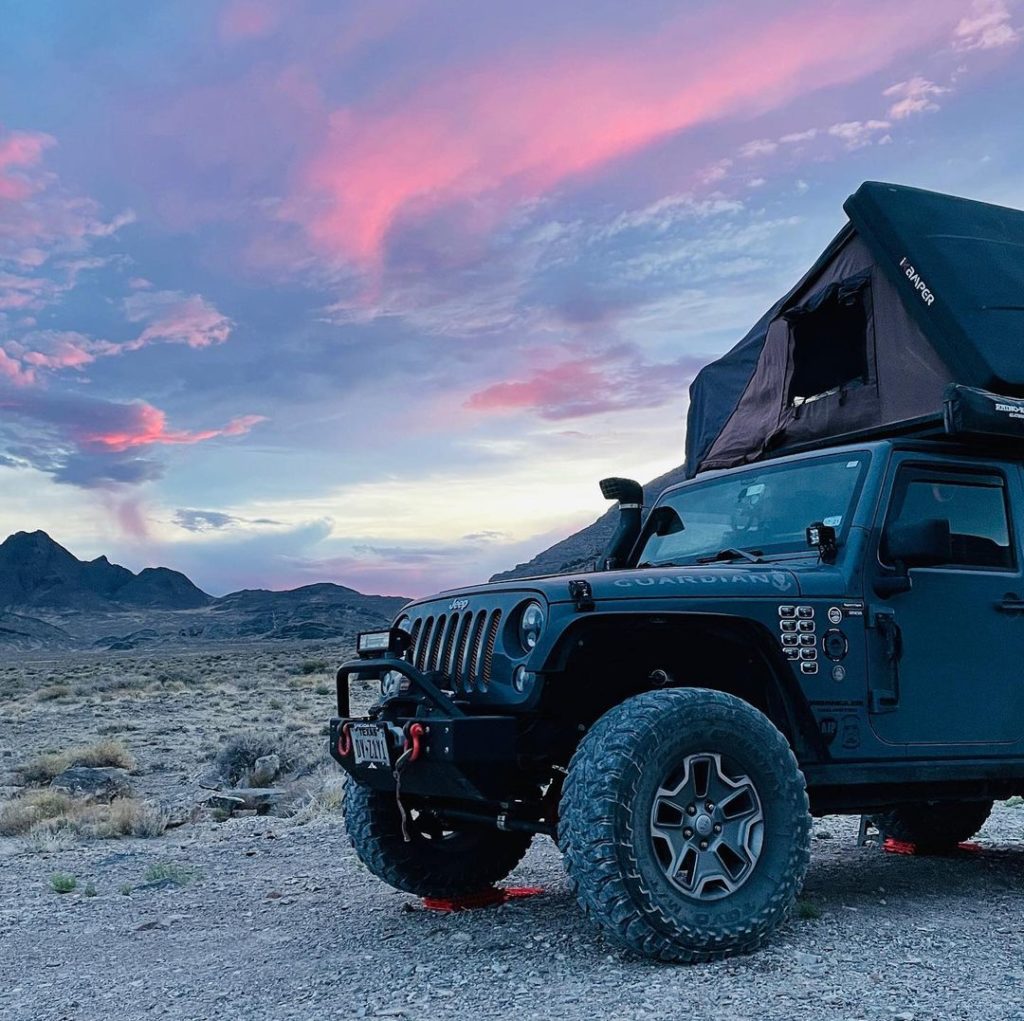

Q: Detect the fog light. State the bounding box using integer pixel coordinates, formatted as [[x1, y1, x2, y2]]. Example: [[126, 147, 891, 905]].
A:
[[381, 671, 410, 699], [513, 665, 535, 693]]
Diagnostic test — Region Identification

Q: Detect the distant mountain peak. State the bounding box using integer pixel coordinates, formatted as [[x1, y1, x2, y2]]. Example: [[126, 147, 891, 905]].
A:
[[0, 531, 211, 611]]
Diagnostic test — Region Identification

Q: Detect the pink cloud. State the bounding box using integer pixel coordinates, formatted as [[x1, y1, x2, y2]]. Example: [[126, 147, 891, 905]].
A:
[[119, 290, 233, 350], [78, 405, 265, 453], [0, 348, 35, 386], [19, 331, 96, 371], [465, 347, 701, 421], [6, 289, 233, 381], [955, 0, 1020, 51], [291, 1, 966, 269], [0, 127, 54, 201], [884, 77, 948, 120]]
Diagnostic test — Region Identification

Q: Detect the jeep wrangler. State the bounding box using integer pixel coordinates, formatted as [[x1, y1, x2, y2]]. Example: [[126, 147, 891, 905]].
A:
[[329, 435, 1021, 961]]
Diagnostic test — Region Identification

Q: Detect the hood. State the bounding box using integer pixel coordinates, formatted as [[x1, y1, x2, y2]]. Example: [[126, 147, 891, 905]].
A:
[[416, 562, 801, 610]]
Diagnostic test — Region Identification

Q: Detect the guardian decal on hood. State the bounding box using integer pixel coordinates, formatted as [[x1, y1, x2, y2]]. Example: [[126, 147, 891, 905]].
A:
[[610, 570, 793, 593]]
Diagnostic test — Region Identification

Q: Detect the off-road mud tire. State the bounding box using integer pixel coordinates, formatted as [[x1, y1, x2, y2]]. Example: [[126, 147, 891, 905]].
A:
[[559, 688, 811, 963], [342, 782, 532, 898], [872, 800, 993, 853]]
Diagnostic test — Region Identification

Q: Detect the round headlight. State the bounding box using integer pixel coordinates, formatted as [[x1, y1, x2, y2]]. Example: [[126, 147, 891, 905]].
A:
[[518, 600, 546, 652], [395, 615, 412, 633]]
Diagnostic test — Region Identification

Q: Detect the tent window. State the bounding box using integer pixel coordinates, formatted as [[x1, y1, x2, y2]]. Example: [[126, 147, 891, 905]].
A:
[[785, 275, 870, 407]]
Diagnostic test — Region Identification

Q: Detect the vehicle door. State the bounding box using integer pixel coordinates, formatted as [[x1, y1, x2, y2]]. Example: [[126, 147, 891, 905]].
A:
[[868, 459, 1024, 747]]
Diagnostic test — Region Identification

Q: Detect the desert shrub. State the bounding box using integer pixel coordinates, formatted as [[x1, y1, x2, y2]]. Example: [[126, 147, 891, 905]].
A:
[[0, 791, 166, 840], [19, 739, 136, 785], [90, 799, 167, 839], [50, 872, 76, 893], [300, 659, 329, 675], [215, 731, 313, 784], [0, 790, 76, 836], [143, 862, 198, 887], [289, 771, 346, 824], [36, 684, 73, 702]]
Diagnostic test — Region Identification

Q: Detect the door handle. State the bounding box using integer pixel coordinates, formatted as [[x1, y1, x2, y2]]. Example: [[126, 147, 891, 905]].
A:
[[997, 593, 1024, 613]]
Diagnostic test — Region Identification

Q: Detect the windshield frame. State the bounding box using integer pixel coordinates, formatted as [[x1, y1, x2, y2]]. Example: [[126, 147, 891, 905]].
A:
[[630, 449, 873, 568]]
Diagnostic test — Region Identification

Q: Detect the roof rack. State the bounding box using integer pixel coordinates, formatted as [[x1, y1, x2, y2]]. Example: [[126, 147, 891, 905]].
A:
[[759, 386, 1024, 462]]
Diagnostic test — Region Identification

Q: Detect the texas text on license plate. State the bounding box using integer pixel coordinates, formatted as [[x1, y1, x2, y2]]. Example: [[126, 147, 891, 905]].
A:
[[350, 723, 391, 768]]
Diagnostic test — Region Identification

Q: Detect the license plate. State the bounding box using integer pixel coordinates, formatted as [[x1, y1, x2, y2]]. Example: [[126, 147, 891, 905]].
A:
[[351, 723, 391, 768]]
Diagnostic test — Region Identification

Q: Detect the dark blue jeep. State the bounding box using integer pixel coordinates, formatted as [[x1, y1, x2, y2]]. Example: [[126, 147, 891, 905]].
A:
[[330, 183, 1024, 961]]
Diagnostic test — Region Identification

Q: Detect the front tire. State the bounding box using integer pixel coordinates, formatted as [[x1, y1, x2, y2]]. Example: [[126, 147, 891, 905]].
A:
[[559, 688, 811, 962], [872, 800, 992, 853], [342, 782, 532, 898]]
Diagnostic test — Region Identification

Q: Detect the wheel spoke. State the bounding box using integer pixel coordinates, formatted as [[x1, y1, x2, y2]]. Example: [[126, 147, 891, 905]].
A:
[[718, 782, 760, 821]]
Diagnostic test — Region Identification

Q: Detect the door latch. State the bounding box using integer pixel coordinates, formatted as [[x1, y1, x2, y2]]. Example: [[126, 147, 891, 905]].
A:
[[867, 608, 901, 713]]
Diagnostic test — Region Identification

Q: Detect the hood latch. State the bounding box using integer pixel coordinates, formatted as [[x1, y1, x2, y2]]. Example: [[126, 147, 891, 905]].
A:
[[568, 579, 595, 612]]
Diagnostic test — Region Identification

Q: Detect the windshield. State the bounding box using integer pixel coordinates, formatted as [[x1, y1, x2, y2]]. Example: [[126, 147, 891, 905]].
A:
[[637, 452, 869, 567]]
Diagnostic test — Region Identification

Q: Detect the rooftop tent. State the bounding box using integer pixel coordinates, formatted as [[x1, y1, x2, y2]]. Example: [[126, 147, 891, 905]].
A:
[[684, 182, 1024, 476]]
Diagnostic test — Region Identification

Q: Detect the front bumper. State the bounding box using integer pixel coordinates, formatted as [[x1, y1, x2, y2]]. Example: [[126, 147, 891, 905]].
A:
[[329, 656, 531, 802]]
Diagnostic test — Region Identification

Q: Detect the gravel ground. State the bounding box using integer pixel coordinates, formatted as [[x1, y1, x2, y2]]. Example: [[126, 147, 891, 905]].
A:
[[3, 805, 1024, 1021]]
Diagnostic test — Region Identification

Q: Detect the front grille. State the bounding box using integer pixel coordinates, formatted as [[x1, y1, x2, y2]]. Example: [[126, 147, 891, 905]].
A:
[[405, 607, 503, 692]]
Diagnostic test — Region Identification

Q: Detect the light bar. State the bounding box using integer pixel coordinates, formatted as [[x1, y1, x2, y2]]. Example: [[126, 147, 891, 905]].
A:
[[356, 628, 411, 658]]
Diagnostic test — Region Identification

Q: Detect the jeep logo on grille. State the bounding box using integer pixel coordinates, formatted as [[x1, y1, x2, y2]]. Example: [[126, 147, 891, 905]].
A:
[[449, 597, 470, 612]]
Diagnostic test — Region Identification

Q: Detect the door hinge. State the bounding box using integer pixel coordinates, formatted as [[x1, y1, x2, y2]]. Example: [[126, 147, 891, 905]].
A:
[[867, 608, 901, 713]]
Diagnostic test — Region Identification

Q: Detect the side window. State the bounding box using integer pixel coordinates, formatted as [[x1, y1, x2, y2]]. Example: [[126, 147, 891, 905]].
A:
[[785, 274, 871, 408], [882, 470, 1013, 569]]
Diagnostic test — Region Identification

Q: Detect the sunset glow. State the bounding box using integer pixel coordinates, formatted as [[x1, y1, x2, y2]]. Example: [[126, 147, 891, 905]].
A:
[[0, 0, 1021, 595]]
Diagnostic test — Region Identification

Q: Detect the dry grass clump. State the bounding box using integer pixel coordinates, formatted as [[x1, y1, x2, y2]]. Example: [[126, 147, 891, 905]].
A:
[[215, 731, 314, 785], [0, 790, 165, 840], [19, 739, 137, 785], [35, 684, 73, 702], [289, 770, 346, 824], [0, 790, 76, 836]]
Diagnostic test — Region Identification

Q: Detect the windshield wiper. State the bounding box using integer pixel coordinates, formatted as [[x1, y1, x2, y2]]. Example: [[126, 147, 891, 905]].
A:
[[696, 547, 764, 564]]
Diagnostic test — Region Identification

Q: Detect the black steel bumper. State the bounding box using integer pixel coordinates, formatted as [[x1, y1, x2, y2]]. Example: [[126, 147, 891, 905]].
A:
[[329, 656, 527, 802]]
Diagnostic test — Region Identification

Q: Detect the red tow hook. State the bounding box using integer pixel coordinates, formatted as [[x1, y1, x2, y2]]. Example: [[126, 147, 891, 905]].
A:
[[404, 722, 425, 762], [336, 722, 352, 757]]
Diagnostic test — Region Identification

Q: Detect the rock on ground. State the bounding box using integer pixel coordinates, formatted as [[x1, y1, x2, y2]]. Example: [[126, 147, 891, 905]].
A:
[[49, 766, 132, 803]]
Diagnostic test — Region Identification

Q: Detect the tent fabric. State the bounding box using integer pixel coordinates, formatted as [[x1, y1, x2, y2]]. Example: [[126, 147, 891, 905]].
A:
[[685, 182, 1024, 476]]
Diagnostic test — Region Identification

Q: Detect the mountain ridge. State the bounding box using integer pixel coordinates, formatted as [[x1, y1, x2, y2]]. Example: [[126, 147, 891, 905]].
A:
[[0, 531, 409, 652]]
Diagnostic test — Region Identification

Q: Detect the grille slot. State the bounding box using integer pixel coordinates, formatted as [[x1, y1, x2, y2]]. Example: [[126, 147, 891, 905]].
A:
[[451, 613, 472, 686], [439, 614, 459, 675], [414, 616, 434, 669], [463, 611, 487, 691], [480, 610, 502, 691], [427, 614, 447, 671]]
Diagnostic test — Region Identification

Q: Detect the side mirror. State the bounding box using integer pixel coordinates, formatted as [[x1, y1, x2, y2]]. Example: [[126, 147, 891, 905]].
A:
[[649, 505, 684, 538], [884, 518, 952, 568]]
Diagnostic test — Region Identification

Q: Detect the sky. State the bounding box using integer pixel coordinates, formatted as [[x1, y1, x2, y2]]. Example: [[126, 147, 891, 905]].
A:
[[0, 0, 1022, 597]]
